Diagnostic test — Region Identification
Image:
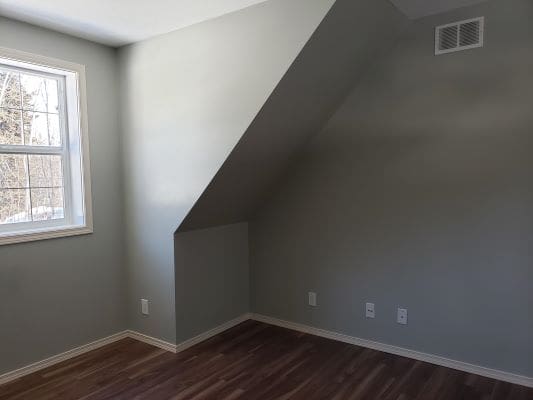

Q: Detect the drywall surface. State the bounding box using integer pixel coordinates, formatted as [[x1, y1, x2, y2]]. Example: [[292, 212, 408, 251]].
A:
[[250, 0, 533, 376], [179, 0, 408, 232], [174, 223, 249, 342], [118, 0, 334, 342], [0, 18, 125, 373]]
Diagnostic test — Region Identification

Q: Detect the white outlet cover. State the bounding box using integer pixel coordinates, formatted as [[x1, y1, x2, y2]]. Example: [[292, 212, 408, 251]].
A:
[[308, 292, 317, 307], [141, 299, 149, 315], [366, 302, 375, 318], [397, 308, 408, 325]]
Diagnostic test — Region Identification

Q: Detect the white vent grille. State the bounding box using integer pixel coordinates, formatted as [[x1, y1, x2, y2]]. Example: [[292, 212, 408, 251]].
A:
[[435, 17, 484, 55]]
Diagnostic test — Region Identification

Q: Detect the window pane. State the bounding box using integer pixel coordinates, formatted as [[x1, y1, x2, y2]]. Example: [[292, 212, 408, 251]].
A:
[[22, 112, 61, 147], [23, 111, 50, 146], [48, 114, 61, 146], [29, 155, 63, 188], [0, 108, 23, 145], [0, 154, 28, 188], [30, 187, 64, 221], [20, 74, 59, 113], [0, 70, 21, 109], [0, 188, 31, 224]]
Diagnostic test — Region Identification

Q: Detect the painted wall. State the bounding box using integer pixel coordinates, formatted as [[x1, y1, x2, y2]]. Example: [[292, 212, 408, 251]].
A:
[[0, 18, 125, 373], [250, 0, 533, 376], [179, 0, 408, 232], [174, 223, 249, 342], [118, 0, 334, 342]]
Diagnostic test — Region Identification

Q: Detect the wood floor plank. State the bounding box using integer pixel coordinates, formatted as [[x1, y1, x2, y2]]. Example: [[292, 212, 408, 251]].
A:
[[1, 320, 531, 400]]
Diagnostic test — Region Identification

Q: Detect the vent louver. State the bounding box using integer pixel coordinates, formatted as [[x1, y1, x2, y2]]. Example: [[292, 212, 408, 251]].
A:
[[435, 17, 484, 55]]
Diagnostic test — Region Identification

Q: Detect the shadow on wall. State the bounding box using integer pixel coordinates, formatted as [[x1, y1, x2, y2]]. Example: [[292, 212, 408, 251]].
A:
[[178, 0, 409, 232]]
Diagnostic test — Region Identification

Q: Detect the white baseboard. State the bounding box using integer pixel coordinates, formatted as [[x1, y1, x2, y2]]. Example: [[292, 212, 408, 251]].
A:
[[3, 313, 529, 389], [175, 313, 252, 353], [0, 331, 129, 386], [126, 330, 177, 353], [0, 313, 252, 387], [251, 313, 533, 389], [126, 313, 251, 354]]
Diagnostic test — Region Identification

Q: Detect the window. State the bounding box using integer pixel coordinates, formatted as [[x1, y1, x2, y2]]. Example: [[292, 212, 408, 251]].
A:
[[0, 47, 92, 245]]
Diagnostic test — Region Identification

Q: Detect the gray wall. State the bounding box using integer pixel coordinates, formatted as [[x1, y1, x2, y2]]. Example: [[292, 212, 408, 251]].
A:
[[174, 223, 249, 342], [179, 0, 408, 232], [0, 18, 125, 373], [250, 0, 533, 376], [118, 0, 334, 342]]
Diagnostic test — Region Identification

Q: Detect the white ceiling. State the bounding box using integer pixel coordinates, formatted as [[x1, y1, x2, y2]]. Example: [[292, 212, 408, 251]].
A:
[[0, 0, 491, 47], [389, 0, 489, 19], [0, 0, 269, 47]]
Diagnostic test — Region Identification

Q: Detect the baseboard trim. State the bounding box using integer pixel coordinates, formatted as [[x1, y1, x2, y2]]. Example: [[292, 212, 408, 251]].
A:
[[175, 313, 252, 353], [251, 313, 533, 389], [5, 313, 528, 389], [0, 314, 252, 386], [0, 331, 129, 386], [126, 330, 177, 353]]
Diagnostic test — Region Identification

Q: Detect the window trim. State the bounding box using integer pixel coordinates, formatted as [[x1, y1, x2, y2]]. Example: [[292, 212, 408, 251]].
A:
[[0, 47, 93, 246]]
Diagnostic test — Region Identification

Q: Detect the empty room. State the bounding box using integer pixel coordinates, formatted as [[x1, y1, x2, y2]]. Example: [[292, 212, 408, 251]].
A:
[[0, 0, 532, 398]]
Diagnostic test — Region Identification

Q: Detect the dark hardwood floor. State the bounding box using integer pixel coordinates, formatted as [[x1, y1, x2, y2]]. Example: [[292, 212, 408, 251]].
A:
[[1, 320, 531, 400]]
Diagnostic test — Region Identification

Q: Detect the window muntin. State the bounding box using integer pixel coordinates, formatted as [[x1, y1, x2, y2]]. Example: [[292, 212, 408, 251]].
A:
[[0, 48, 92, 244]]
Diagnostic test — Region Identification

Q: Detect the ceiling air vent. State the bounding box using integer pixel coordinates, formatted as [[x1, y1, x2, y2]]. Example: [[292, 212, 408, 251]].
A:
[[435, 17, 484, 55]]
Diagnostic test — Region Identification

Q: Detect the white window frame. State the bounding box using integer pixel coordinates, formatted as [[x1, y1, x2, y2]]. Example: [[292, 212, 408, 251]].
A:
[[0, 47, 93, 245]]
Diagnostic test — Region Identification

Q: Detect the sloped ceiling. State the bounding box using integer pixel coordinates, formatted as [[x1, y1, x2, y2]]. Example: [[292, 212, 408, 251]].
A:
[[178, 0, 409, 232], [389, 0, 489, 19]]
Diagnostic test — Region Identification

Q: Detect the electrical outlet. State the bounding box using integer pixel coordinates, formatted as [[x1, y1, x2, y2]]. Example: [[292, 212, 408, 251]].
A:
[[365, 302, 375, 318], [308, 292, 317, 307], [397, 308, 407, 325], [141, 299, 149, 315]]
